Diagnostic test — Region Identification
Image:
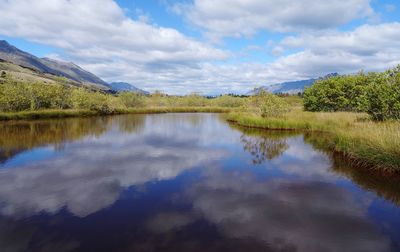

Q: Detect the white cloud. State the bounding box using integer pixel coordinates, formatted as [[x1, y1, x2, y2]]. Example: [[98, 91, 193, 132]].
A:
[[176, 0, 374, 39], [0, 0, 226, 62], [276, 23, 400, 76], [0, 0, 399, 94], [0, 0, 228, 92], [88, 22, 400, 94]]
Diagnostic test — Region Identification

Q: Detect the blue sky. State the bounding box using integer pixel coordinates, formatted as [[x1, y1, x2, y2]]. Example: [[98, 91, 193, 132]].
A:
[[1, 0, 400, 94]]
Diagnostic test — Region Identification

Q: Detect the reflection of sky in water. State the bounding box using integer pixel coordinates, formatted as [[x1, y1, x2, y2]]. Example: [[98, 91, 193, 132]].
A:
[[1, 146, 62, 169], [0, 113, 399, 252]]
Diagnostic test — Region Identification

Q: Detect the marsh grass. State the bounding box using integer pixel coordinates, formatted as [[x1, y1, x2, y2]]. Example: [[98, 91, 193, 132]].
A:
[[227, 107, 400, 172]]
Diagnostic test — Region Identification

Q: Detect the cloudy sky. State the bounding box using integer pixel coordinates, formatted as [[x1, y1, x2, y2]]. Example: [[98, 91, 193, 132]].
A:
[[1, 0, 400, 94]]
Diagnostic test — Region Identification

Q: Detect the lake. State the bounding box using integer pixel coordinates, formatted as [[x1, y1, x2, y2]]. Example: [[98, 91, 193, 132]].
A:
[[0, 113, 399, 252]]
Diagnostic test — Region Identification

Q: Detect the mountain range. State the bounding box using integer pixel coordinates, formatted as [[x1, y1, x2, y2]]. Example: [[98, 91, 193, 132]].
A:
[[0, 40, 147, 94], [109, 82, 150, 95], [247, 73, 338, 95], [1, 40, 337, 96]]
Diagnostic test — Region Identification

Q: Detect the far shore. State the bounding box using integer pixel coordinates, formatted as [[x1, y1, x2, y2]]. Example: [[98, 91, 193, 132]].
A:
[[0, 107, 232, 121]]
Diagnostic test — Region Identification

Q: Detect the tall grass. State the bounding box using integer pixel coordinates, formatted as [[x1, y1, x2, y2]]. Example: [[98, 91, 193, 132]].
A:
[[226, 107, 400, 172]]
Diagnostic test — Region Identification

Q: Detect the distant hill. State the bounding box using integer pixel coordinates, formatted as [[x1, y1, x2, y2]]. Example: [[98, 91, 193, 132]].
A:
[[247, 73, 338, 95], [109, 82, 149, 95], [0, 40, 110, 89]]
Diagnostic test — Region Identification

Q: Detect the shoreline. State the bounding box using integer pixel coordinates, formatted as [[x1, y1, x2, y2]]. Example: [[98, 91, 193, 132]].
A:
[[0, 107, 232, 121], [226, 113, 400, 173], [1, 108, 398, 173]]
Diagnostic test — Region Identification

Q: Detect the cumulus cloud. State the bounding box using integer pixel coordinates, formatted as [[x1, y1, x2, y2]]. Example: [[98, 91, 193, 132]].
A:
[[91, 22, 400, 94], [0, 0, 399, 94], [0, 0, 226, 62], [197, 22, 400, 93], [0, 0, 228, 92], [175, 0, 374, 39], [277, 22, 400, 75]]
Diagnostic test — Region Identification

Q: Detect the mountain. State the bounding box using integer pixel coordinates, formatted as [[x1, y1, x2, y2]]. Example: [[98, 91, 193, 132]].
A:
[[0, 40, 109, 89], [109, 82, 149, 95], [247, 73, 339, 95], [40, 57, 109, 87]]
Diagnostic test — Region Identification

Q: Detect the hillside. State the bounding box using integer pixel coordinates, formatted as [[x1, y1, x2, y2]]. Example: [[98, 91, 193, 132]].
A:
[[0, 40, 109, 89], [109, 82, 149, 94]]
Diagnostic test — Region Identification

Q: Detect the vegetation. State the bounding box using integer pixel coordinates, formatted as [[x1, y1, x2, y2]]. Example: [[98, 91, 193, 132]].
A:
[[0, 76, 244, 118], [255, 91, 289, 118], [227, 106, 400, 172], [304, 66, 400, 121], [225, 67, 400, 171], [1, 65, 400, 172]]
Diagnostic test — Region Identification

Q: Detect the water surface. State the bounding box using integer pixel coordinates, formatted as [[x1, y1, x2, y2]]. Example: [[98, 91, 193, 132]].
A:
[[0, 113, 399, 252]]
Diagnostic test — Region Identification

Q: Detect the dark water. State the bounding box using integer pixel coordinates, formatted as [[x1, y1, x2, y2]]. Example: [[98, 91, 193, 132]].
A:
[[0, 113, 399, 252]]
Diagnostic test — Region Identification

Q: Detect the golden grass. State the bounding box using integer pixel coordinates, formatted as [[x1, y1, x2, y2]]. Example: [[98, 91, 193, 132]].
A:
[[226, 107, 400, 171]]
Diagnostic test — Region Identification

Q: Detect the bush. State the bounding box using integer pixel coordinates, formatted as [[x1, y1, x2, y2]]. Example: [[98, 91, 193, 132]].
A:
[[303, 74, 370, 112], [29, 83, 73, 110], [248, 90, 289, 118], [211, 95, 246, 107], [366, 67, 400, 121], [303, 66, 400, 121], [0, 81, 31, 112], [179, 94, 207, 107], [118, 92, 146, 108], [71, 88, 117, 113], [0, 79, 74, 112]]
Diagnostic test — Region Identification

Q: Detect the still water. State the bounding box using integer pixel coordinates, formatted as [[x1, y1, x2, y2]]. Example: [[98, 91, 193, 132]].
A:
[[0, 113, 399, 252]]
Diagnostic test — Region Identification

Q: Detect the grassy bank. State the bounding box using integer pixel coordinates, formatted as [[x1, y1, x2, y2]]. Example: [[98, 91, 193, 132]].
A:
[[0, 107, 232, 121], [226, 108, 400, 172]]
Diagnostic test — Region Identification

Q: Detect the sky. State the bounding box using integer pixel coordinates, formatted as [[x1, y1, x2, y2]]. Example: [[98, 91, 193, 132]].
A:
[[0, 0, 400, 95]]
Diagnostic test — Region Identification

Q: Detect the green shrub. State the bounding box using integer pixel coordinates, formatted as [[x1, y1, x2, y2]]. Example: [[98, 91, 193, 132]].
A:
[[303, 66, 400, 121], [247, 90, 289, 118], [0, 81, 31, 111], [71, 88, 117, 113], [304, 74, 369, 112], [118, 92, 146, 108], [0, 80, 74, 112], [212, 95, 246, 107], [366, 67, 400, 121], [28, 83, 72, 110], [179, 94, 207, 107]]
